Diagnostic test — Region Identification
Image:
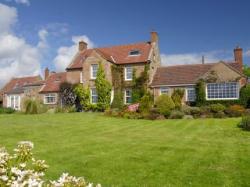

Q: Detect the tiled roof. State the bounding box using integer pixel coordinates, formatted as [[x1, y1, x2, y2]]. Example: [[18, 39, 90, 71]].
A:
[[39, 72, 67, 93], [0, 76, 42, 95], [67, 42, 152, 70], [151, 62, 243, 86]]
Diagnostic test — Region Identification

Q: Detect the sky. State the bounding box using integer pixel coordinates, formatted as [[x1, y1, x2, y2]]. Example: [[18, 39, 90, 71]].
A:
[[0, 0, 250, 87]]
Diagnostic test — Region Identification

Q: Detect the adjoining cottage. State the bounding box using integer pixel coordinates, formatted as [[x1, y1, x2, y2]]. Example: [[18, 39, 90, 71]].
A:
[[0, 76, 42, 110], [151, 47, 246, 103]]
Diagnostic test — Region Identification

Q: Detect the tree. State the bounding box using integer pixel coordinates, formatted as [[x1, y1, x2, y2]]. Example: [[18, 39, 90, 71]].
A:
[[240, 84, 250, 108], [73, 84, 90, 111], [95, 62, 112, 111], [60, 82, 76, 107], [195, 79, 206, 106], [243, 65, 250, 77], [171, 89, 185, 109]]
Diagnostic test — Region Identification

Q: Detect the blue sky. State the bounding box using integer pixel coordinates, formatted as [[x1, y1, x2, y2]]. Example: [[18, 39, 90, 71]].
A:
[[0, 0, 250, 86]]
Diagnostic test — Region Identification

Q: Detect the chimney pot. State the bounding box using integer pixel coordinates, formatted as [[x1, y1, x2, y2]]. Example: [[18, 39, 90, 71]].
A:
[[150, 31, 158, 43], [234, 46, 243, 72], [79, 41, 87, 52]]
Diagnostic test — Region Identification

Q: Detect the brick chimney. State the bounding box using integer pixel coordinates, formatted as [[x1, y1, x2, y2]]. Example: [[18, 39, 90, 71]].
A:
[[151, 31, 158, 43], [44, 67, 49, 80], [234, 46, 243, 71], [79, 41, 87, 52]]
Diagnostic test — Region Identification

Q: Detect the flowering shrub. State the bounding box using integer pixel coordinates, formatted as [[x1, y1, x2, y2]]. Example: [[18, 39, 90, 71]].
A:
[[0, 141, 101, 187]]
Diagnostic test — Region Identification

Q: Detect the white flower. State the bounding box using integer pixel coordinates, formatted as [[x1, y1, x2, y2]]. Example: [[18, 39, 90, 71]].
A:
[[0, 175, 8, 181]]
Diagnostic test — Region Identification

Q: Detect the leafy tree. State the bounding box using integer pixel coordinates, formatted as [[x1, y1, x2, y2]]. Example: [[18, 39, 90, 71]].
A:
[[60, 82, 76, 107], [195, 79, 206, 106], [95, 62, 112, 111], [240, 84, 250, 108], [73, 84, 90, 111], [243, 65, 250, 77], [171, 89, 184, 109]]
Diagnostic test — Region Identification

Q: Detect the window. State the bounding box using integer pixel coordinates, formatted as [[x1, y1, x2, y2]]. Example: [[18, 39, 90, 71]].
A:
[[206, 82, 239, 100], [160, 87, 169, 95], [44, 93, 56, 104], [186, 88, 196, 102], [7, 95, 20, 110], [129, 50, 140, 56], [125, 66, 133, 81], [91, 64, 98, 79], [124, 89, 132, 104], [91, 88, 98, 104]]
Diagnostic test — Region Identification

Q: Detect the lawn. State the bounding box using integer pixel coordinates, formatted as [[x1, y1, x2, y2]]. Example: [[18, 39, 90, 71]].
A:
[[0, 113, 250, 187]]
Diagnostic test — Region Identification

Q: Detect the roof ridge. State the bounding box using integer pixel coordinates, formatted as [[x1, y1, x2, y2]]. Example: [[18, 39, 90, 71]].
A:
[[12, 75, 41, 80], [95, 41, 151, 50], [159, 62, 219, 68]]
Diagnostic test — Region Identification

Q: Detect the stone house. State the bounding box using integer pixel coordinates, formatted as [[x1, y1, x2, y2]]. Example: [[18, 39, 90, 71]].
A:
[[65, 31, 161, 104], [0, 32, 247, 110]]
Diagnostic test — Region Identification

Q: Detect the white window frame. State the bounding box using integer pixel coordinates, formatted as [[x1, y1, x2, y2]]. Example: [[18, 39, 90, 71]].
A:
[[90, 88, 98, 104], [80, 72, 83, 83], [7, 95, 21, 110], [90, 64, 98, 79], [129, 50, 141, 56], [160, 87, 169, 95], [206, 82, 239, 100], [124, 89, 132, 104], [124, 66, 133, 81], [44, 93, 57, 105], [186, 87, 196, 102]]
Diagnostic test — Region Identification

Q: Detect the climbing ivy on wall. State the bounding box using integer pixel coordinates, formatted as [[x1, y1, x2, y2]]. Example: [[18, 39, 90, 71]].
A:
[[131, 64, 149, 103], [111, 65, 124, 109]]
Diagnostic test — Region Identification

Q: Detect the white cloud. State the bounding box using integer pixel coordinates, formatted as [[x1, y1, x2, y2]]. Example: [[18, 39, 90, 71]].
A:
[[15, 0, 30, 5], [161, 50, 230, 66], [37, 29, 49, 49], [5, 0, 30, 6], [53, 35, 95, 71], [245, 50, 250, 57], [0, 3, 17, 34], [0, 3, 47, 87]]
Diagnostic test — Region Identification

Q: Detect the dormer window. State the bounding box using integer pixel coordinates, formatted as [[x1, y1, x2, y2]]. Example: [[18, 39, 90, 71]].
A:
[[129, 50, 141, 56]]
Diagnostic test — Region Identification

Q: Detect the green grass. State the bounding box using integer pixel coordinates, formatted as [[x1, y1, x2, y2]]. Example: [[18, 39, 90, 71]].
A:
[[0, 113, 250, 187]]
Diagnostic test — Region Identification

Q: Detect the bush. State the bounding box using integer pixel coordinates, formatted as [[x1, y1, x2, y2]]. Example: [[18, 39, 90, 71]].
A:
[[143, 108, 165, 120], [55, 106, 76, 113], [24, 99, 38, 114], [138, 94, 153, 113], [189, 107, 201, 117], [240, 84, 250, 108], [24, 99, 48, 114], [225, 104, 245, 117], [210, 104, 226, 113], [171, 89, 184, 109], [213, 111, 226, 118], [0, 107, 15, 114], [169, 110, 185, 119], [155, 95, 175, 117], [239, 115, 250, 131]]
